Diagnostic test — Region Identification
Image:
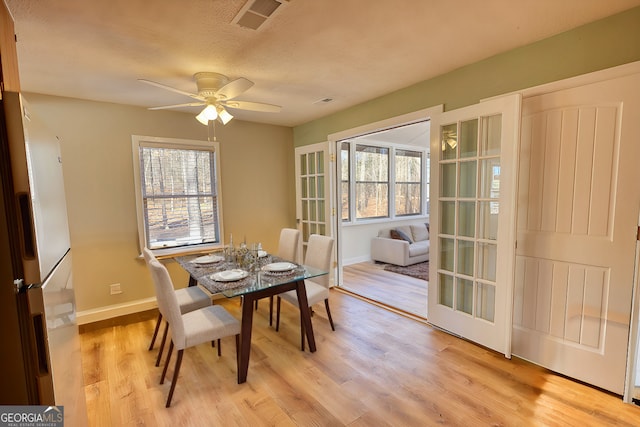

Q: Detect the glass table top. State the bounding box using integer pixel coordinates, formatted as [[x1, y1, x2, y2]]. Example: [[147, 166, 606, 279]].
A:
[[174, 254, 328, 298]]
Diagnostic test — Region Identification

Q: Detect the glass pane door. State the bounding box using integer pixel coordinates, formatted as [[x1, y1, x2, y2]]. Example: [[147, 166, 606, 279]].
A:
[[437, 115, 501, 321], [295, 143, 332, 258], [428, 94, 520, 356]]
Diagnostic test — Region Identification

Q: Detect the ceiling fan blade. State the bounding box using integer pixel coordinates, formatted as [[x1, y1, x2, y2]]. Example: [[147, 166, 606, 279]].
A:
[[148, 102, 205, 110], [215, 77, 254, 100], [139, 79, 204, 101], [223, 100, 281, 113]]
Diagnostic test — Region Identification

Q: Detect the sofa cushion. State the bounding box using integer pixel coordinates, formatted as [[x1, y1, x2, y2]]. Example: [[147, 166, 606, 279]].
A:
[[410, 224, 429, 242], [408, 240, 430, 256], [390, 228, 413, 243]]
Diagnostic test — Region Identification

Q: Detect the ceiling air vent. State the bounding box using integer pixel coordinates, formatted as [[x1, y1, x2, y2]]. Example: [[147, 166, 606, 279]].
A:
[[233, 0, 288, 30]]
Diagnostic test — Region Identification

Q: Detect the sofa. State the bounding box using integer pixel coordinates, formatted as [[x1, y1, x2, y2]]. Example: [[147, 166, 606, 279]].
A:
[[371, 223, 430, 266]]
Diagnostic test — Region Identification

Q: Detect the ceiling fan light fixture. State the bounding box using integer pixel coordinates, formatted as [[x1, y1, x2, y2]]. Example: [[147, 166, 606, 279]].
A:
[[196, 104, 218, 125], [217, 105, 233, 125]]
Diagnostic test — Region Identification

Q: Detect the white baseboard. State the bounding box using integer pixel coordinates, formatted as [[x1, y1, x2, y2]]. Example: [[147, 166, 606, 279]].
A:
[[77, 297, 158, 325], [76, 288, 224, 325], [343, 255, 371, 266]]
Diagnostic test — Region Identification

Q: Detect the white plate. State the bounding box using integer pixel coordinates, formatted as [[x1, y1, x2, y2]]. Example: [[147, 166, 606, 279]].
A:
[[262, 262, 296, 272], [211, 269, 248, 282], [191, 254, 224, 265]]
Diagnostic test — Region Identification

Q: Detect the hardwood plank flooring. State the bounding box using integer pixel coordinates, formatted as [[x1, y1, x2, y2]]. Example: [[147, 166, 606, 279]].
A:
[[80, 290, 640, 426], [341, 262, 427, 318]]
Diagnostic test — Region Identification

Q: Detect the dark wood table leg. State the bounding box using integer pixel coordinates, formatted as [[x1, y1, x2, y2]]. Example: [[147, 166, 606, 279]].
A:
[[295, 279, 316, 352], [238, 294, 255, 384]]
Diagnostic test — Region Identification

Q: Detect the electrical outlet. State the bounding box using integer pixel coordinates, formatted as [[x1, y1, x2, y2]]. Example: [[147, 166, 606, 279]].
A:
[[110, 283, 122, 295]]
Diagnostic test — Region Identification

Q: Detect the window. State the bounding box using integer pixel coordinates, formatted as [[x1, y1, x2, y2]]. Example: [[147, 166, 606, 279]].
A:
[[395, 149, 422, 216], [132, 136, 223, 255], [340, 142, 350, 221], [339, 120, 429, 222], [355, 145, 389, 219]]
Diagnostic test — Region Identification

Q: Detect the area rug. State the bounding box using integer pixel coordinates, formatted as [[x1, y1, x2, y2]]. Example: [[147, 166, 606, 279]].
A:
[[383, 261, 429, 281]]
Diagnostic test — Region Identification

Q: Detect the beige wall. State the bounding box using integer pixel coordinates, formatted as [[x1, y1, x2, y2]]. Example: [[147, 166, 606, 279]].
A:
[[24, 93, 294, 314]]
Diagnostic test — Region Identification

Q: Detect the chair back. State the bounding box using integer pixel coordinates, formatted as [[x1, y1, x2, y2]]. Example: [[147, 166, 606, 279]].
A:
[[143, 247, 168, 317], [147, 259, 187, 349], [277, 228, 301, 263], [303, 234, 334, 288], [142, 247, 157, 265]]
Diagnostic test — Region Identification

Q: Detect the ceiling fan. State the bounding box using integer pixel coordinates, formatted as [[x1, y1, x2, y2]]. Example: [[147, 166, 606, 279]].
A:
[[139, 72, 281, 125]]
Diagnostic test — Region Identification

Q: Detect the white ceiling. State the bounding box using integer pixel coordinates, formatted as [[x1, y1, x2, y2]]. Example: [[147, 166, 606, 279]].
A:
[[5, 0, 640, 127]]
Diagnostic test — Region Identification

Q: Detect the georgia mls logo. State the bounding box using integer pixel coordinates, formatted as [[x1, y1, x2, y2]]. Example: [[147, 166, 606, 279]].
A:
[[0, 405, 64, 426]]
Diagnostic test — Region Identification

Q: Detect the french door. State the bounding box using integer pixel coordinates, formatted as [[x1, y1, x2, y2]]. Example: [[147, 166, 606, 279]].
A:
[[428, 94, 521, 356], [294, 142, 333, 259]]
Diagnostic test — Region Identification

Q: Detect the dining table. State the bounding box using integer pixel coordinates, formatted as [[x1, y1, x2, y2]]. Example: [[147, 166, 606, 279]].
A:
[[174, 252, 327, 384]]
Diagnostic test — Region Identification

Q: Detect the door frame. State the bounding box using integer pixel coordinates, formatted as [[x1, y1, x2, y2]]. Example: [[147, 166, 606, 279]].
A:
[[327, 105, 443, 287]]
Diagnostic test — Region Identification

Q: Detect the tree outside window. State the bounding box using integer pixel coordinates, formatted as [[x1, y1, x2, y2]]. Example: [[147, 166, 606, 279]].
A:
[[355, 145, 389, 219], [341, 142, 350, 221], [132, 136, 222, 254], [395, 149, 422, 216]]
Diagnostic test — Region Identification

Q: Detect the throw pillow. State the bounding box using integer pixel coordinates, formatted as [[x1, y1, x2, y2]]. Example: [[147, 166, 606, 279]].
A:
[[389, 229, 404, 240], [393, 228, 413, 243], [411, 224, 429, 242]]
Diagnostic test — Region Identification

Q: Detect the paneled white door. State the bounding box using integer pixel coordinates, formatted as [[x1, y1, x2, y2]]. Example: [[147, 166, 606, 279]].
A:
[[512, 72, 640, 394], [428, 94, 521, 356]]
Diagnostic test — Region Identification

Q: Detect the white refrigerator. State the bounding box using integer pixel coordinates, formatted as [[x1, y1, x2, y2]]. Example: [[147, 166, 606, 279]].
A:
[[0, 91, 88, 424]]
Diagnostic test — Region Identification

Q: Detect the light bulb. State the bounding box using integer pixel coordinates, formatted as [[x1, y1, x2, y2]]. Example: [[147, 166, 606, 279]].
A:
[[196, 104, 218, 125], [217, 105, 233, 125]]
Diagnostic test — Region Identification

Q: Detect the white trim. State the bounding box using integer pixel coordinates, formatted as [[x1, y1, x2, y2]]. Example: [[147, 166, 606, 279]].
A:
[[328, 105, 443, 142], [77, 290, 223, 325], [131, 134, 225, 256], [329, 105, 442, 288], [625, 237, 640, 402], [77, 297, 158, 325]]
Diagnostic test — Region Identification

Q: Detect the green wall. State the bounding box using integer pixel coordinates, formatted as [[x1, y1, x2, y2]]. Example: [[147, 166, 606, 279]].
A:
[[294, 7, 640, 147]]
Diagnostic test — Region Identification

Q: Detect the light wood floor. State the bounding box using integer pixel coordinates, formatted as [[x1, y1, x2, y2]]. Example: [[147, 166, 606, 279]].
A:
[[341, 262, 427, 318], [80, 289, 640, 426]]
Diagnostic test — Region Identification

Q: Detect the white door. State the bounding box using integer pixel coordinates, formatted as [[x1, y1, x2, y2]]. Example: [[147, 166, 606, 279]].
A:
[[512, 72, 640, 394], [428, 94, 521, 356], [295, 142, 333, 258]]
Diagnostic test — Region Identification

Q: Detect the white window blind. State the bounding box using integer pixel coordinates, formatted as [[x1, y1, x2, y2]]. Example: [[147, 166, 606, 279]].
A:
[[132, 136, 222, 254]]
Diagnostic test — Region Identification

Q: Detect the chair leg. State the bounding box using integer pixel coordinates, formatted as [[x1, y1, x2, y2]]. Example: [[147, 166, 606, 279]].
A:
[[275, 297, 282, 331], [160, 341, 174, 384], [165, 349, 184, 408], [155, 321, 169, 367], [269, 296, 274, 326], [324, 299, 336, 331], [148, 312, 162, 350], [217, 339, 222, 357], [254, 299, 259, 310]]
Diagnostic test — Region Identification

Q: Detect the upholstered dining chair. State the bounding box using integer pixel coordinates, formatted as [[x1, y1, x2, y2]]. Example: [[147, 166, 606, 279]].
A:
[[147, 257, 241, 407], [257, 228, 301, 326], [142, 248, 212, 367], [275, 234, 335, 350], [277, 228, 301, 264]]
